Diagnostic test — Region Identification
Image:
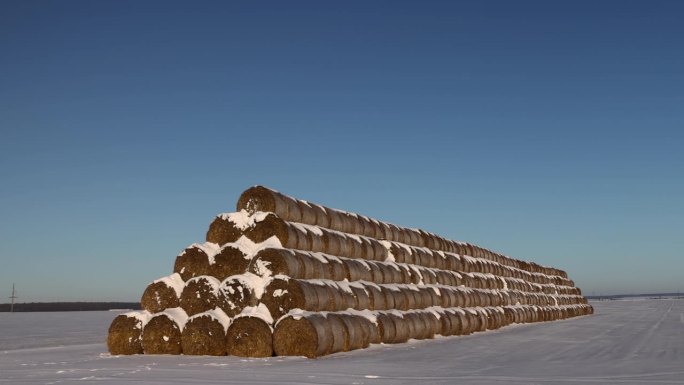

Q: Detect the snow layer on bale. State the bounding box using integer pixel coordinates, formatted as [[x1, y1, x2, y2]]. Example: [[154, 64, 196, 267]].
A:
[[224, 272, 270, 299], [190, 308, 232, 332], [237, 303, 274, 326], [290, 222, 324, 237], [379, 240, 395, 262], [161, 308, 189, 330], [153, 273, 185, 297], [234, 235, 282, 256], [124, 310, 153, 327]]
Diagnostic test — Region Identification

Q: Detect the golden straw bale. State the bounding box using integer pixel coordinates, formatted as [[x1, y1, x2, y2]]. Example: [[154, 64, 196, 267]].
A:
[[210, 244, 249, 281], [173, 243, 219, 281], [226, 309, 274, 358], [140, 274, 184, 314], [179, 276, 222, 317], [142, 308, 187, 355], [107, 311, 150, 355], [206, 215, 244, 246], [273, 313, 334, 358], [217, 275, 257, 317], [181, 309, 230, 356]]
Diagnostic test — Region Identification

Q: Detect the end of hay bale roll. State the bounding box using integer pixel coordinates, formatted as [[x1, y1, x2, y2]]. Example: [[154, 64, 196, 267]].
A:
[[273, 313, 333, 358], [237, 185, 281, 215], [226, 318, 273, 357], [173, 243, 220, 281], [261, 277, 318, 320], [140, 273, 184, 314], [181, 308, 231, 356], [180, 275, 222, 317], [107, 311, 151, 355], [249, 248, 303, 278], [244, 213, 291, 245], [142, 308, 187, 355], [206, 215, 245, 246], [217, 274, 258, 317], [210, 244, 250, 281]]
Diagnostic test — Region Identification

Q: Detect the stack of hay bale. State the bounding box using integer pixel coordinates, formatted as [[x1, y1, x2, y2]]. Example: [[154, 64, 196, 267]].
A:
[[108, 186, 592, 358]]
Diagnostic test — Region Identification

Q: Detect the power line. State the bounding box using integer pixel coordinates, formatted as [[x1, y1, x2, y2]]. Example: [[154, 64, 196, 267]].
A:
[[9, 283, 18, 313]]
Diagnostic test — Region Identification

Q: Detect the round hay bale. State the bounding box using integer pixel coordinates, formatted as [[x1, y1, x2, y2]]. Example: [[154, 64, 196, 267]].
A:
[[364, 261, 383, 284], [348, 283, 371, 309], [273, 313, 334, 358], [142, 308, 187, 355], [179, 276, 222, 317], [300, 252, 328, 280], [392, 287, 409, 311], [326, 313, 352, 352], [261, 278, 319, 320], [381, 286, 396, 310], [344, 259, 373, 282], [324, 283, 348, 311], [311, 203, 330, 228], [365, 283, 387, 310], [217, 275, 257, 317], [391, 314, 410, 343], [326, 255, 348, 281], [210, 244, 249, 281], [107, 311, 151, 355], [206, 215, 244, 246], [249, 248, 304, 278], [244, 213, 295, 246], [226, 315, 274, 358], [174, 243, 220, 281], [388, 243, 410, 264], [455, 309, 472, 335], [375, 312, 397, 343], [236, 185, 289, 217], [298, 200, 318, 224], [342, 315, 370, 351], [140, 273, 184, 313], [181, 309, 231, 356]]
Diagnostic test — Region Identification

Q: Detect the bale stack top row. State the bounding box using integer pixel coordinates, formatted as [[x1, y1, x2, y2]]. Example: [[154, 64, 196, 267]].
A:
[[107, 185, 592, 358]]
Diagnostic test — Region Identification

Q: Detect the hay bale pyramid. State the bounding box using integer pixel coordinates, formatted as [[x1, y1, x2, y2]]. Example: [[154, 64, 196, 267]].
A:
[[108, 185, 592, 358]]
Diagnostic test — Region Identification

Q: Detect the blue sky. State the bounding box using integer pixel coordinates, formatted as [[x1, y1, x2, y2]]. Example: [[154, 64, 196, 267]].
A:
[[1, 1, 682, 302]]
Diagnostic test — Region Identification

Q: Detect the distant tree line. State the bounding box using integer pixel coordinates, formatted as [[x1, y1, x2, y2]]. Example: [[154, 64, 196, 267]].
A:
[[0, 302, 141, 312]]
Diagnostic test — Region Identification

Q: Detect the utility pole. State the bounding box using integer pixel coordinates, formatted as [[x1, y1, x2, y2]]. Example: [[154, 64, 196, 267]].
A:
[[9, 283, 18, 313]]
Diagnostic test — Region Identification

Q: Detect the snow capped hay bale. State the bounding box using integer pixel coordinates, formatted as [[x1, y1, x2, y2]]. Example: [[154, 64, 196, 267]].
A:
[[237, 185, 300, 221], [140, 273, 184, 313], [344, 258, 373, 282], [217, 274, 258, 317], [180, 275, 222, 317], [142, 308, 187, 355], [173, 243, 220, 281], [245, 213, 317, 251], [261, 277, 321, 320], [250, 248, 304, 278], [273, 313, 334, 358], [330, 313, 370, 352], [181, 308, 230, 356], [210, 244, 249, 281], [375, 312, 397, 343], [390, 313, 411, 343], [365, 283, 387, 310], [225, 304, 274, 358], [348, 282, 371, 309], [107, 311, 151, 355], [206, 214, 246, 246]]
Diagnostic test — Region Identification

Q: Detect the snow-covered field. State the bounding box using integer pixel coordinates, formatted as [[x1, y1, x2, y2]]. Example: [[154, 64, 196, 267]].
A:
[[1, 299, 682, 385]]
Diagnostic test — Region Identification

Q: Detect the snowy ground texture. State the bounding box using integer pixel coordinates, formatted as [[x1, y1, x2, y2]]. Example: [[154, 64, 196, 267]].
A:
[[1, 299, 683, 385]]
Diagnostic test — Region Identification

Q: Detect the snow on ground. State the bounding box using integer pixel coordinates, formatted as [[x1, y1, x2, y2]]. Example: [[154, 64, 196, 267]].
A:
[[1, 299, 683, 385]]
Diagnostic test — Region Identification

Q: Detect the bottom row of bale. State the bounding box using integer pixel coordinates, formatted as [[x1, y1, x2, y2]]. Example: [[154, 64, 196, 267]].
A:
[[108, 303, 593, 358]]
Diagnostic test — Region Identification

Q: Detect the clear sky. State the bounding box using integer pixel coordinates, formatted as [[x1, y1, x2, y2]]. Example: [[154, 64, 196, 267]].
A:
[[1, 1, 682, 302]]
